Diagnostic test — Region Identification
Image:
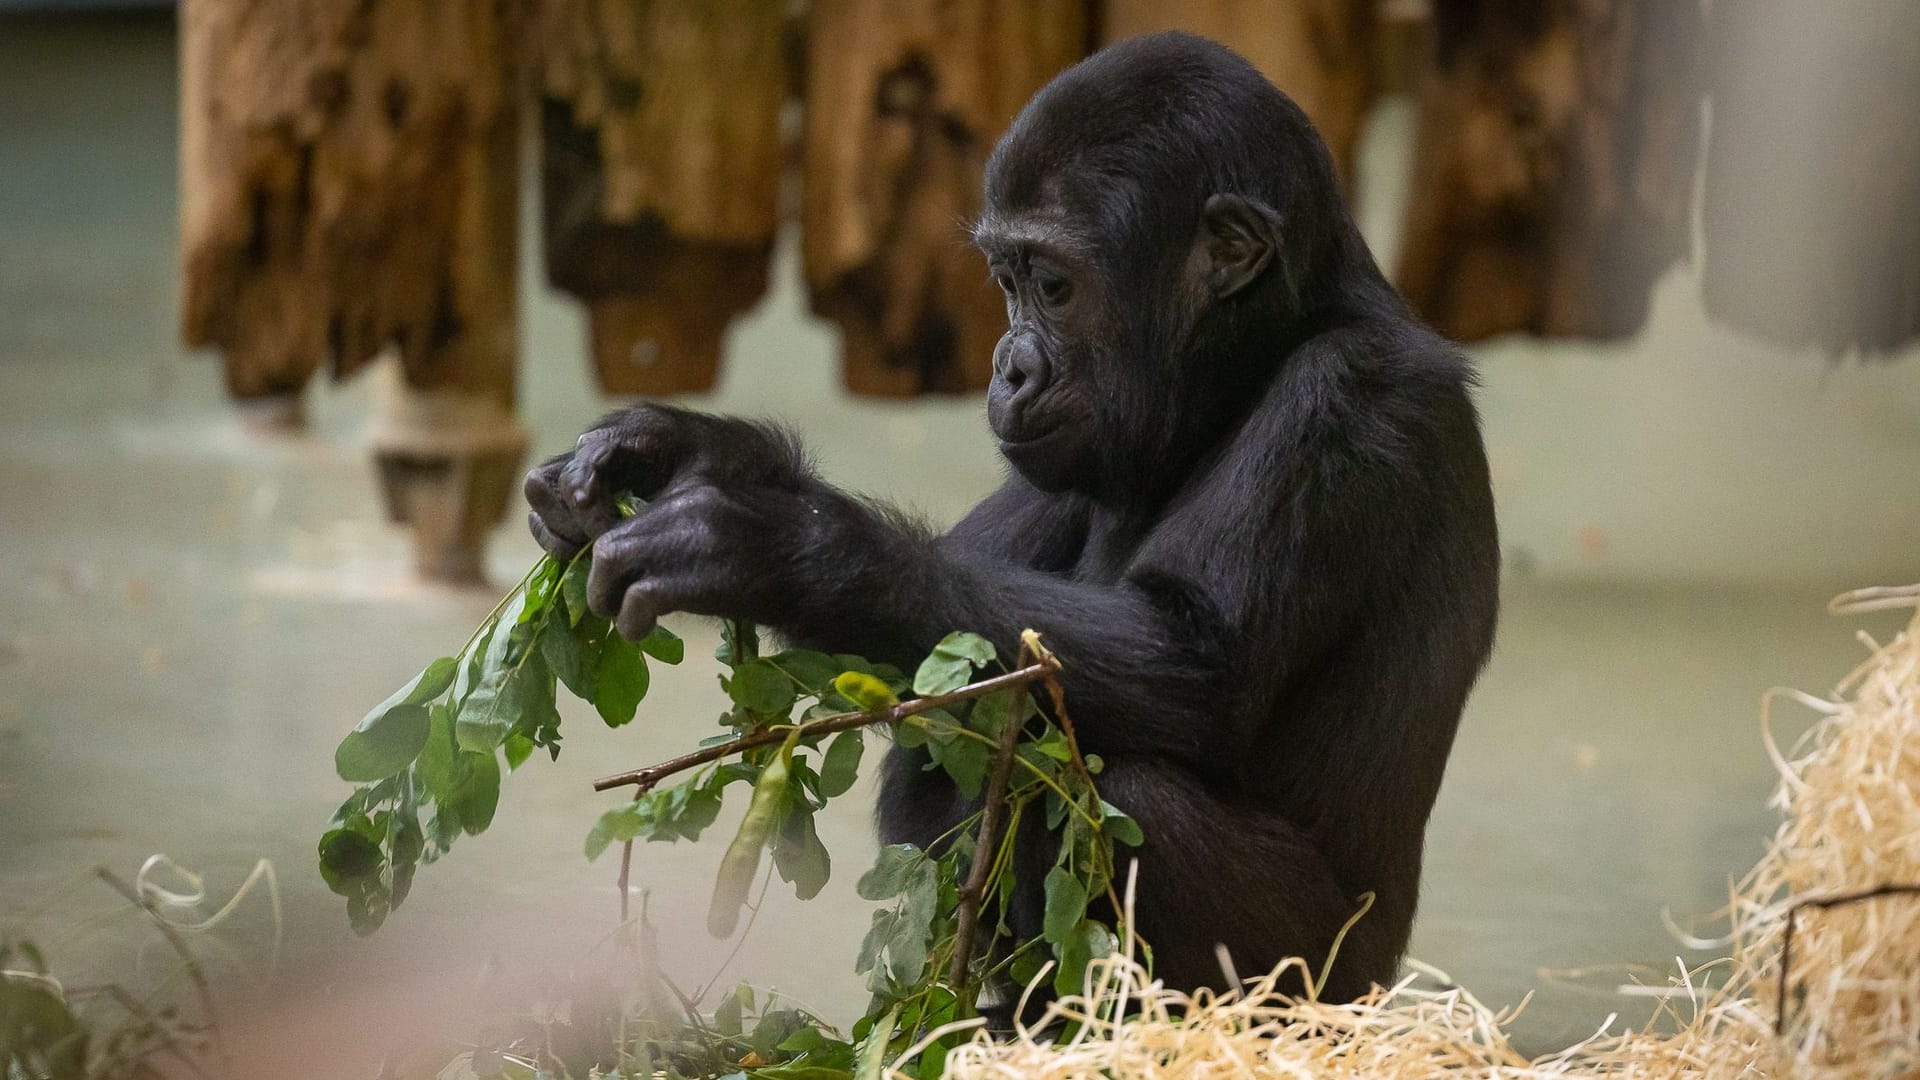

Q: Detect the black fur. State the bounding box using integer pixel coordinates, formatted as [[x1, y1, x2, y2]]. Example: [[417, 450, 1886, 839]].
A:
[[525, 32, 1499, 1003]]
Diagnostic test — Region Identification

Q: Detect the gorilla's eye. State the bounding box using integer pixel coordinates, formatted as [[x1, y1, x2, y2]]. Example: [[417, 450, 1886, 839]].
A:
[[1034, 270, 1072, 307]]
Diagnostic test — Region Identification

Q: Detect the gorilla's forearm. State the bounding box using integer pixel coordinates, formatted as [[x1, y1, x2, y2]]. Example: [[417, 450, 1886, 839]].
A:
[[771, 487, 1231, 769]]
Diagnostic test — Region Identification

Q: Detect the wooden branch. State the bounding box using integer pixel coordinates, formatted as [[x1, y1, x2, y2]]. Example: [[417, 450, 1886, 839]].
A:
[[1775, 882, 1920, 1035], [947, 662, 1031, 990], [591, 657, 1061, 793]]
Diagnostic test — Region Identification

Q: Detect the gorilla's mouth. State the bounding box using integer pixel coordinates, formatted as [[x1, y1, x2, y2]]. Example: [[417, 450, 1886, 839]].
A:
[[994, 424, 1064, 453]]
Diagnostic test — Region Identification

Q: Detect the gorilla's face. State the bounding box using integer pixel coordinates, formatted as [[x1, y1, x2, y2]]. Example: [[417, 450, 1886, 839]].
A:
[[978, 220, 1106, 493]]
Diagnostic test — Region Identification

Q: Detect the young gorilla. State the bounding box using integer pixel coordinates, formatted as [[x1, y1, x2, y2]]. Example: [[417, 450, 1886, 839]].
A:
[[525, 33, 1498, 1002]]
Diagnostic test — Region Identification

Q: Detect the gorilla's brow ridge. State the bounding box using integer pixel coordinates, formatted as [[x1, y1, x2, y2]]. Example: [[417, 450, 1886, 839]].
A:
[[970, 211, 1092, 259]]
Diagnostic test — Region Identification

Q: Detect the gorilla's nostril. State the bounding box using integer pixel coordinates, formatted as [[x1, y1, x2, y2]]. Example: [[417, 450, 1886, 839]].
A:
[[1005, 364, 1026, 390]]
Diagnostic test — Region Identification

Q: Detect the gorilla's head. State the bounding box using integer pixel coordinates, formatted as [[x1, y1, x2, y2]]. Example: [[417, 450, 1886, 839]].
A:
[[973, 32, 1374, 498]]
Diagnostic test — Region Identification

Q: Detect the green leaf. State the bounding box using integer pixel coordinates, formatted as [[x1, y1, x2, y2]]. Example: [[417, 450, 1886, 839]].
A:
[[456, 649, 556, 753], [561, 555, 592, 627], [854, 1004, 899, 1080], [911, 631, 996, 696], [714, 984, 748, 1036], [502, 732, 533, 771], [833, 672, 897, 712], [540, 604, 599, 700], [929, 734, 989, 799], [334, 655, 457, 781], [856, 908, 894, 977], [728, 659, 797, 715], [772, 807, 831, 901], [1101, 801, 1144, 847], [1009, 947, 1047, 990], [414, 705, 467, 801], [594, 633, 650, 727], [639, 625, 684, 664], [317, 827, 384, 883], [1054, 919, 1115, 998], [818, 730, 864, 798], [335, 703, 431, 783], [969, 688, 1018, 738], [521, 558, 560, 623], [887, 859, 940, 986], [445, 750, 501, 835], [769, 650, 841, 693], [346, 889, 391, 936], [387, 805, 424, 908], [584, 802, 647, 860], [1043, 866, 1087, 945], [856, 844, 924, 901]]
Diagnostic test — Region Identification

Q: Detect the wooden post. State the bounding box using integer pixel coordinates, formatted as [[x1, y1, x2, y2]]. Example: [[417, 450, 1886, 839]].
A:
[[179, 0, 526, 583], [801, 0, 1088, 396], [1102, 0, 1380, 194], [535, 0, 789, 395], [1393, 0, 1700, 343]]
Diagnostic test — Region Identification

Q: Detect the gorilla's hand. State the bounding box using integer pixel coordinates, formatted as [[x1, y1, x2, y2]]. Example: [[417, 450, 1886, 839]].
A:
[[583, 476, 824, 640], [524, 404, 808, 561]]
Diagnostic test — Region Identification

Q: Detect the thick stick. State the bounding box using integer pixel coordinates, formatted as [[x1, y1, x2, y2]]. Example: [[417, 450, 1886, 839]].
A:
[[946, 672, 1031, 990], [592, 658, 1059, 793]]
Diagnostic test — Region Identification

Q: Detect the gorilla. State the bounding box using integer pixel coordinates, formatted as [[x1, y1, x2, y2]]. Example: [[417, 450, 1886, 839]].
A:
[[525, 32, 1499, 1003]]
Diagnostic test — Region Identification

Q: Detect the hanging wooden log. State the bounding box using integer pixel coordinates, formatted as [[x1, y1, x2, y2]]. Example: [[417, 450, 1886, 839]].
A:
[[179, 0, 526, 582], [1102, 0, 1379, 193], [801, 0, 1088, 396], [1701, 2, 1920, 357], [1394, 0, 1701, 343], [535, 0, 788, 395]]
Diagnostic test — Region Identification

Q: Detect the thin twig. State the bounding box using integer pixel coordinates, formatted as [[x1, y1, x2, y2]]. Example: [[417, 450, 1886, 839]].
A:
[[592, 658, 1061, 792], [1774, 882, 1920, 1034], [617, 784, 644, 922], [948, 649, 1035, 991], [96, 867, 232, 1077]]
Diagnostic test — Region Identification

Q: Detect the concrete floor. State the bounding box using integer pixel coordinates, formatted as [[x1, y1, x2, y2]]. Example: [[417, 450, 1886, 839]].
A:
[[1, 13, 1916, 1074]]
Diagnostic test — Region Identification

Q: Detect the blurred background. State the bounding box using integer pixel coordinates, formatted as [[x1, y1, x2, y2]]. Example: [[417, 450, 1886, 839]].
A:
[[1, 0, 1915, 1073]]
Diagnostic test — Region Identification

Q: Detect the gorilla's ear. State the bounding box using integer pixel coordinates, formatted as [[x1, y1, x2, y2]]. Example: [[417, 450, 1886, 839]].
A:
[[1196, 193, 1283, 299]]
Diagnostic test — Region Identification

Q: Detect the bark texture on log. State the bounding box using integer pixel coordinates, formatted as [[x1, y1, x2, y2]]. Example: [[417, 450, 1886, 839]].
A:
[[1102, 0, 1379, 193], [1395, 0, 1700, 343], [180, 0, 521, 403], [1701, 2, 1920, 357], [536, 0, 788, 395], [802, 0, 1089, 396], [179, 0, 525, 582]]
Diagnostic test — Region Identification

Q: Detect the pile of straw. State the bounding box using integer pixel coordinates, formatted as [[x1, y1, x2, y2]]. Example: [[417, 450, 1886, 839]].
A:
[[927, 585, 1920, 1079]]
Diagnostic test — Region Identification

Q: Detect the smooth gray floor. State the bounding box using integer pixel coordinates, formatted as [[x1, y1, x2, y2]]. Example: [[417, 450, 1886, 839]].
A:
[[2, 14, 1915, 1074]]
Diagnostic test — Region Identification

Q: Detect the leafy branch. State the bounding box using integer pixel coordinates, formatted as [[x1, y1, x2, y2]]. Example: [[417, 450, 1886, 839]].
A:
[[323, 543, 1144, 1079], [589, 653, 1063, 795]]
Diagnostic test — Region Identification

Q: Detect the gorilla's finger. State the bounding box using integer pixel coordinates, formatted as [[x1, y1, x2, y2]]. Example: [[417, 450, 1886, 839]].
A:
[[527, 514, 582, 560], [585, 531, 638, 620], [560, 435, 630, 540], [614, 581, 666, 642], [524, 466, 590, 548]]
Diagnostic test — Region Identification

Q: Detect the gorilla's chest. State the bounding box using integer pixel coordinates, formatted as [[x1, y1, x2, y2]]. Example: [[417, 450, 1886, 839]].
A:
[[1070, 516, 1152, 585]]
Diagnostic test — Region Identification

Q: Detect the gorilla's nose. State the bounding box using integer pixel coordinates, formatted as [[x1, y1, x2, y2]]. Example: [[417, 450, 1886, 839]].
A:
[[1001, 336, 1050, 413]]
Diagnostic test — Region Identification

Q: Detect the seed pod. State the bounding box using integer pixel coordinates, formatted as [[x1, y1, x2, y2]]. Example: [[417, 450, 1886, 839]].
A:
[[707, 736, 794, 936]]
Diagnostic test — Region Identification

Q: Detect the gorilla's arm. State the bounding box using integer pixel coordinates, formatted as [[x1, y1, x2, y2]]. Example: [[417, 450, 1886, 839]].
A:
[[523, 404, 1230, 769]]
